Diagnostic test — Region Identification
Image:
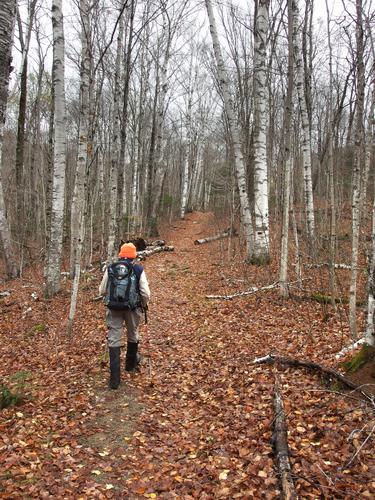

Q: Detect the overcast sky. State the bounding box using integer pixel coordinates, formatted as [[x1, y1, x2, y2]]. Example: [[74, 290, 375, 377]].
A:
[[11, 0, 350, 86]]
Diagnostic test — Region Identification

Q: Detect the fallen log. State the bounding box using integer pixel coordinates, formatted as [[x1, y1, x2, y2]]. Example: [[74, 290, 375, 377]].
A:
[[148, 239, 165, 247], [137, 245, 174, 260], [253, 354, 369, 398], [272, 376, 296, 500], [194, 227, 235, 245]]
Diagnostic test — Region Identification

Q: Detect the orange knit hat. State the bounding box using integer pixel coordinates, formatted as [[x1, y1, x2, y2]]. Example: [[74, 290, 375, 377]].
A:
[[119, 242, 137, 259]]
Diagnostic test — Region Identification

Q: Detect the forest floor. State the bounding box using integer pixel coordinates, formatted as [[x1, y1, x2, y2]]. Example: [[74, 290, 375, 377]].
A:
[[1, 211, 375, 499]]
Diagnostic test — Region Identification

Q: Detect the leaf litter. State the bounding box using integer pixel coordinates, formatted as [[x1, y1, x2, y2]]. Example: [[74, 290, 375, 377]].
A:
[[0, 211, 374, 498]]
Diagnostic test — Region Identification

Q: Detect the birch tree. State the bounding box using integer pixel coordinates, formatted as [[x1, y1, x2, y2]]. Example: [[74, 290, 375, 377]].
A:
[[118, 0, 136, 232], [364, 18, 375, 346], [292, 0, 314, 243], [252, 0, 270, 263], [69, 0, 90, 278], [148, 5, 172, 235], [0, 0, 18, 279], [45, 0, 67, 298], [68, 0, 91, 333], [349, 0, 366, 338], [106, 6, 124, 261], [180, 53, 194, 220], [205, 0, 254, 260], [279, 0, 294, 297], [15, 0, 38, 223]]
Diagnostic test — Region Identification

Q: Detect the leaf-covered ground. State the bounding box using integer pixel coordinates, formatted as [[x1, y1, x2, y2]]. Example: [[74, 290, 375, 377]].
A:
[[1, 212, 374, 499]]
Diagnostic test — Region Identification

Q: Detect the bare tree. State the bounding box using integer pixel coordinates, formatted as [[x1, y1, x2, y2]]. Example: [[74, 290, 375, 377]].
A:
[[68, 0, 91, 333], [292, 0, 314, 243], [107, 4, 125, 261], [279, 0, 294, 297], [0, 0, 18, 279], [252, 0, 270, 263], [349, 0, 366, 338], [45, 0, 67, 297], [15, 0, 38, 225], [205, 0, 254, 260]]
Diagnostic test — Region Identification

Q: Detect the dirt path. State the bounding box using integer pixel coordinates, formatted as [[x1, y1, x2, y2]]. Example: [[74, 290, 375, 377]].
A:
[[1, 212, 374, 498]]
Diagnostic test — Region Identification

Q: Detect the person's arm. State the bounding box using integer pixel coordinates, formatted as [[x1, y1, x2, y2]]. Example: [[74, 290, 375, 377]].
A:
[[99, 269, 108, 296], [139, 271, 150, 306]]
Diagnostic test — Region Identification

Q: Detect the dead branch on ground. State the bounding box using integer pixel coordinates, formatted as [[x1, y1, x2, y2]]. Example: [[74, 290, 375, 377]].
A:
[[254, 354, 371, 400], [272, 376, 296, 500], [206, 282, 279, 300], [206, 279, 309, 300]]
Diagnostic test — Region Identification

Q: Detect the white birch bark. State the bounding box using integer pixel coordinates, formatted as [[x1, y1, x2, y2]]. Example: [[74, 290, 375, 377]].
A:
[[131, 135, 140, 222], [191, 141, 203, 210], [279, 0, 294, 298], [366, 190, 375, 347], [67, 0, 90, 333], [150, 8, 171, 225], [69, 0, 90, 278], [349, 0, 366, 338], [131, 41, 147, 229], [205, 0, 254, 259], [290, 160, 301, 282], [180, 56, 194, 220], [0, 0, 18, 279], [45, 0, 67, 297], [253, 0, 270, 262], [107, 11, 124, 261], [325, 0, 337, 301], [292, 0, 315, 242], [365, 32, 375, 347]]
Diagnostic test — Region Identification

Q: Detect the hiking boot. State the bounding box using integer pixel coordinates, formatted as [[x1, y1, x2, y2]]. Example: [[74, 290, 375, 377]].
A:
[[109, 346, 121, 389], [125, 342, 140, 372]]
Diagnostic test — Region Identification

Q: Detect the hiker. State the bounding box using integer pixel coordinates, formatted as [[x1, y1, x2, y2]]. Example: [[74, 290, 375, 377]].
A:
[[99, 242, 151, 389]]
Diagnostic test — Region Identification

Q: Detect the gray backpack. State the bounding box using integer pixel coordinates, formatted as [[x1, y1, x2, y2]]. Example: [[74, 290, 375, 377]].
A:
[[105, 261, 141, 310]]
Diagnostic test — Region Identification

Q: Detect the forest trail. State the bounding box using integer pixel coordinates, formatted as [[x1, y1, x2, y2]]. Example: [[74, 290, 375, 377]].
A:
[[1, 212, 375, 498]]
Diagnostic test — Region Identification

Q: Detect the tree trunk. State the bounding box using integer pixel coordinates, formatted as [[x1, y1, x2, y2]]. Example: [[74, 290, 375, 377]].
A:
[[180, 52, 195, 220], [15, 1, 37, 227], [106, 10, 124, 261], [365, 30, 375, 347], [279, 0, 294, 297], [45, 0, 67, 298], [292, 0, 315, 243], [252, 0, 270, 263], [67, 0, 91, 333], [0, 0, 18, 279], [205, 0, 254, 260], [325, 0, 337, 303], [117, 0, 135, 232], [69, 0, 90, 279], [349, 0, 366, 338], [149, 8, 171, 234]]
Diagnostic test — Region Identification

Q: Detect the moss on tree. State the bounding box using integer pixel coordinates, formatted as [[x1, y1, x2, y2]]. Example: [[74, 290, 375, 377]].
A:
[[342, 345, 375, 373]]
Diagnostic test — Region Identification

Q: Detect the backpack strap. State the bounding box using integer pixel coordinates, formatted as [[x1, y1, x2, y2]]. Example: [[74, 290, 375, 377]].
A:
[[120, 261, 134, 306]]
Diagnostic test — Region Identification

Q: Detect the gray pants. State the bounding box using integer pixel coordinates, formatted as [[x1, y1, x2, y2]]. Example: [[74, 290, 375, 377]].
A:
[[106, 308, 143, 347]]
